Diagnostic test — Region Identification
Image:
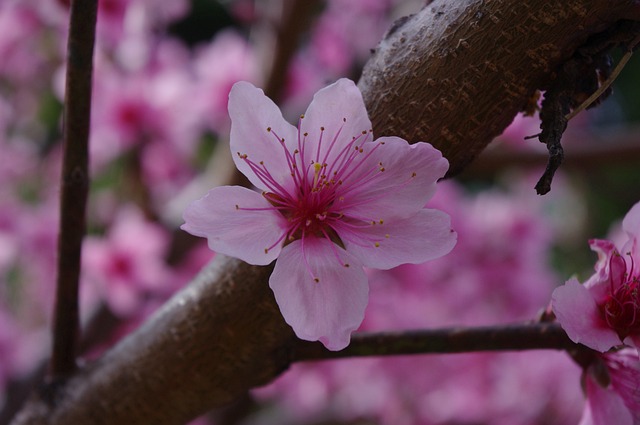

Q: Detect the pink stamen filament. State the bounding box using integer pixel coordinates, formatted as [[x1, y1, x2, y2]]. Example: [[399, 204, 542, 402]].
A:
[[242, 156, 293, 199], [265, 231, 289, 253], [321, 132, 366, 181], [333, 137, 382, 184], [270, 129, 305, 188], [601, 251, 640, 334]]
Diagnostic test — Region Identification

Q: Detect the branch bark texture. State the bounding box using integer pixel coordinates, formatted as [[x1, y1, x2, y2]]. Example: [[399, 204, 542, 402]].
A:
[[358, 0, 640, 175], [11, 0, 640, 424]]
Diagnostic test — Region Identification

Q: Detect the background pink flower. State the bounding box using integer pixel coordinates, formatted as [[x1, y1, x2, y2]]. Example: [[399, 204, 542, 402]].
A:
[[83, 206, 171, 317]]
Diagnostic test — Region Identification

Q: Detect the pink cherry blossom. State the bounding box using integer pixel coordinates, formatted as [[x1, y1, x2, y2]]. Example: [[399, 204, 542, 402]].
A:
[[553, 201, 640, 352], [578, 349, 640, 425], [182, 78, 456, 350]]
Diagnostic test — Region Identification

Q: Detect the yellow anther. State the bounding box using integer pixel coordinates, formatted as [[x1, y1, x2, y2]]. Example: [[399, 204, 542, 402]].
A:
[[379, 219, 384, 224], [385, 234, 390, 238], [374, 242, 380, 247]]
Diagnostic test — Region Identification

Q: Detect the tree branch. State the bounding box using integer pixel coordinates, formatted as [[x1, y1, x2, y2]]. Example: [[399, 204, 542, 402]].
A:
[[11, 0, 640, 424], [293, 322, 577, 362], [358, 0, 640, 176], [50, 0, 98, 379]]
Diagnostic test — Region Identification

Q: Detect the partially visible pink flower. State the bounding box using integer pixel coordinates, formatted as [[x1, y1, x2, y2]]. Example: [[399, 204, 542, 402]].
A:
[[579, 349, 640, 425], [182, 78, 456, 350], [553, 201, 640, 352]]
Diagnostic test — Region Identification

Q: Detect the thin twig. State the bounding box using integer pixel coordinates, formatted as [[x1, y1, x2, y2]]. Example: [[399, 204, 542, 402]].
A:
[[50, 0, 98, 379], [522, 34, 640, 143], [293, 322, 578, 362], [565, 33, 640, 122]]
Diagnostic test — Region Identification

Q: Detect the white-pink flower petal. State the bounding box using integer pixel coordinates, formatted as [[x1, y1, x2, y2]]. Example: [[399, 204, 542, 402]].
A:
[[340, 209, 456, 270], [182, 186, 286, 265], [622, 201, 640, 240], [622, 200, 640, 266], [229, 81, 298, 193], [299, 78, 372, 168], [269, 238, 368, 351], [337, 137, 449, 221], [552, 277, 622, 352]]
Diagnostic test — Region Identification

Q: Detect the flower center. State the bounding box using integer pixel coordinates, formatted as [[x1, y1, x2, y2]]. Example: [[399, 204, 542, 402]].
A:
[[600, 252, 640, 338], [264, 161, 344, 244]]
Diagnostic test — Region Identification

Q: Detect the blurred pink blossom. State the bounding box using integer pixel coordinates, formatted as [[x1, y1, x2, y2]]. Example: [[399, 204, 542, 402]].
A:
[[192, 30, 258, 133], [0, 4, 48, 84], [95, 0, 188, 49], [553, 200, 640, 352], [83, 206, 171, 317], [182, 78, 456, 350]]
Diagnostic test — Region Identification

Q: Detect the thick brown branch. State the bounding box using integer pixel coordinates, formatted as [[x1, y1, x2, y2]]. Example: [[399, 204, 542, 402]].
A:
[[50, 0, 98, 379], [293, 322, 577, 362], [358, 0, 640, 176]]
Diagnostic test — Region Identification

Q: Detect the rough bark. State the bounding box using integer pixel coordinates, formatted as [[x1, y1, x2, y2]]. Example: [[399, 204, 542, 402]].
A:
[[10, 0, 640, 424], [359, 0, 640, 175]]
